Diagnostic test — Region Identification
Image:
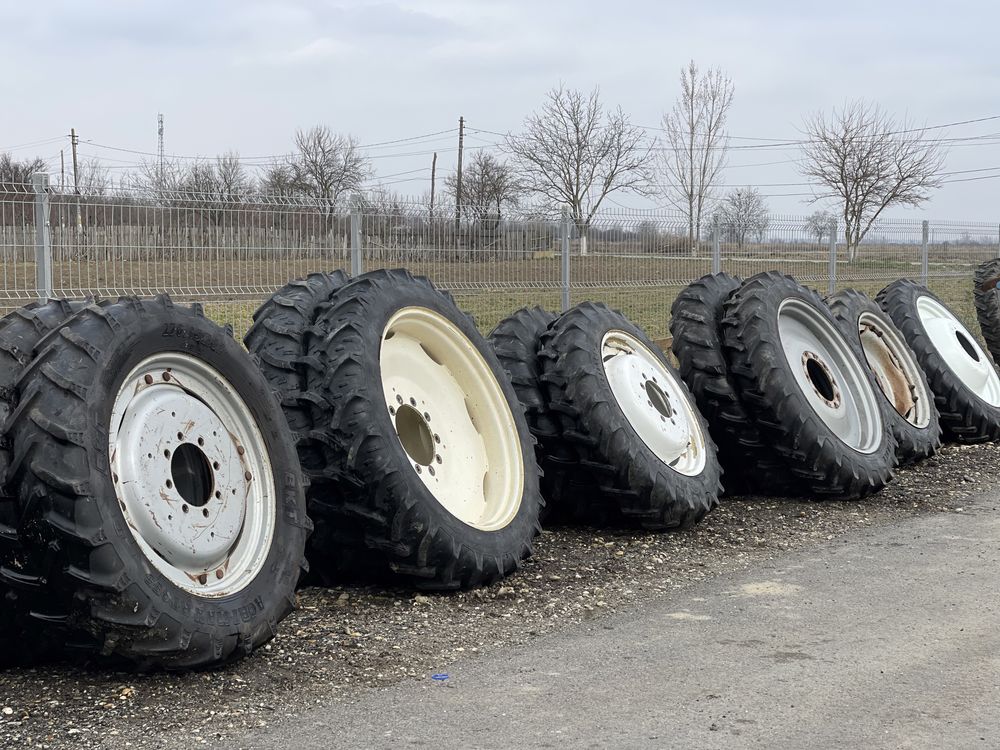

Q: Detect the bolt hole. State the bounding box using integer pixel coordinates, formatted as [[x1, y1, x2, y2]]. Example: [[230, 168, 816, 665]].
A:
[[644, 380, 673, 419], [182, 504, 189, 513], [215, 490, 221, 499], [176, 432, 183, 441], [171, 443, 214, 508], [164, 449, 170, 459], [198, 437, 204, 446], [165, 479, 173, 489], [202, 508, 209, 518], [395, 404, 435, 466], [955, 330, 981, 362], [805, 357, 837, 402]]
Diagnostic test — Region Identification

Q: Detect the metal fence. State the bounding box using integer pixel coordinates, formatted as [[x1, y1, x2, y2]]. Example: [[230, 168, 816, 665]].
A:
[[3, 177, 998, 341]]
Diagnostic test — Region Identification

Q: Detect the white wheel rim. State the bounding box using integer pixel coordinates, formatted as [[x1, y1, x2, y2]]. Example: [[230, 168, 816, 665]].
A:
[[109, 353, 276, 597], [380, 307, 524, 531], [916, 294, 1000, 407], [777, 299, 882, 453], [857, 311, 932, 428], [601, 330, 707, 476]]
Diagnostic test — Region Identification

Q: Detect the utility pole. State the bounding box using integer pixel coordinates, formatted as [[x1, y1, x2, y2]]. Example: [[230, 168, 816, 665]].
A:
[[157, 113, 165, 189], [70, 127, 81, 233], [429, 152, 437, 222], [454, 116, 464, 241], [60, 150, 65, 191]]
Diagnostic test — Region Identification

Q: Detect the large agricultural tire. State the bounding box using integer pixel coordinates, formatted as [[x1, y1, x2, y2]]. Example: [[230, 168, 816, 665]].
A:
[[304, 269, 543, 590], [670, 273, 800, 496], [5, 296, 310, 669], [878, 279, 1000, 443], [489, 306, 578, 517], [0, 299, 87, 665], [244, 272, 356, 582], [722, 272, 896, 499], [827, 289, 941, 464], [973, 258, 1000, 365], [538, 302, 721, 529]]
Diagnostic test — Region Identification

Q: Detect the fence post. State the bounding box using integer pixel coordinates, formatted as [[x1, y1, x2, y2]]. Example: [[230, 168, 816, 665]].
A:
[[921, 220, 929, 286], [32, 173, 53, 300], [350, 193, 362, 276], [711, 219, 721, 275], [560, 206, 571, 313], [827, 220, 838, 296]]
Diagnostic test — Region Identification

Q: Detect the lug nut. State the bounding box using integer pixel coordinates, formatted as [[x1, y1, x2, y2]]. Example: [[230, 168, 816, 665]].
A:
[[144, 374, 153, 385], [244, 471, 252, 481], [162, 372, 171, 381]]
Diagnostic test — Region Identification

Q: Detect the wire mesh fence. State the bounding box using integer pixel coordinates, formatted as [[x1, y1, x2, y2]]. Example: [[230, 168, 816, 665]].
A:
[[2, 180, 998, 342]]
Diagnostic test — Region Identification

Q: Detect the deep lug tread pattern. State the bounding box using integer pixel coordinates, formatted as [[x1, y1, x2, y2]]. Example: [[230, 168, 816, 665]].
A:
[[879, 278, 1000, 444], [488, 307, 569, 515], [721, 272, 896, 499], [974, 258, 1000, 365], [538, 301, 721, 529], [244, 271, 356, 580], [669, 273, 801, 495], [6, 296, 309, 670], [827, 288, 941, 464], [302, 269, 543, 590], [0, 299, 87, 665]]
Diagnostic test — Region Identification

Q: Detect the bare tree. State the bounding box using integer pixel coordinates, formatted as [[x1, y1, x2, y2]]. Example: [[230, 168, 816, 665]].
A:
[[444, 151, 523, 245], [0, 153, 48, 189], [804, 209, 834, 249], [76, 158, 111, 196], [505, 85, 652, 254], [659, 60, 734, 252], [291, 126, 371, 218], [716, 187, 769, 249], [801, 100, 945, 261], [259, 162, 299, 197]]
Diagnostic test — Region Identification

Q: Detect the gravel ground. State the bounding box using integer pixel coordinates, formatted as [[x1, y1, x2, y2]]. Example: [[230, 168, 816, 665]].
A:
[[0, 442, 994, 749]]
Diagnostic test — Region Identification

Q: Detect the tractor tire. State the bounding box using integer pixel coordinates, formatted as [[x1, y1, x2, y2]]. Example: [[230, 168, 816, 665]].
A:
[[0, 298, 86, 665], [303, 269, 543, 590], [538, 302, 721, 529], [878, 279, 1000, 443], [827, 288, 941, 464], [722, 272, 896, 499], [973, 258, 1000, 365], [670, 273, 801, 495], [489, 306, 577, 517], [5, 296, 310, 669], [244, 272, 361, 582]]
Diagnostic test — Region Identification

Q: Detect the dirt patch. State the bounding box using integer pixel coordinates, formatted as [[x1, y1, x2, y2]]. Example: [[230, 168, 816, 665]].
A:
[[0, 441, 993, 749]]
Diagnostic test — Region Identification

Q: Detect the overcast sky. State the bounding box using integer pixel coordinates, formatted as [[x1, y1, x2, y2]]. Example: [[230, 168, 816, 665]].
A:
[[2, 0, 998, 220]]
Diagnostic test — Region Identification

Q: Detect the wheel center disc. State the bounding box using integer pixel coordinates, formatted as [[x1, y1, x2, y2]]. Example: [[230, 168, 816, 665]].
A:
[[380, 307, 524, 532], [109, 354, 276, 597], [777, 298, 882, 454], [916, 294, 1000, 407], [601, 330, 707, 476]]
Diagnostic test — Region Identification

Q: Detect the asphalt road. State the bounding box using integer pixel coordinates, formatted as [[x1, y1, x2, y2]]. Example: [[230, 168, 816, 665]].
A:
[[222, 492, 999, 750]]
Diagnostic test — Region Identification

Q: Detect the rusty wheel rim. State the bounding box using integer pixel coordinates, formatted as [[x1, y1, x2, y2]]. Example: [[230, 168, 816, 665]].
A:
[[109, 353, 276, 597]]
